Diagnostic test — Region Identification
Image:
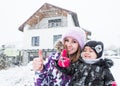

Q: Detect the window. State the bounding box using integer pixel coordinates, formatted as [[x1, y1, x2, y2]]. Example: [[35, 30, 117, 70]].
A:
[[48, 19, 62, 28], [53, 35, 62, 44], [31, 36, 39, 46]]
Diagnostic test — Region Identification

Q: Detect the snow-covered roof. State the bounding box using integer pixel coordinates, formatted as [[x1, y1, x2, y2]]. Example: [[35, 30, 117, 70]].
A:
[[18, 3, 80, 32]]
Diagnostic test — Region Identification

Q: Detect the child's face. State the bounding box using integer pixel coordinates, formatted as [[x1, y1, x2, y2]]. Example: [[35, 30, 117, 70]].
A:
[[81, 46, 97, 59], [64, 37, 79, 55]]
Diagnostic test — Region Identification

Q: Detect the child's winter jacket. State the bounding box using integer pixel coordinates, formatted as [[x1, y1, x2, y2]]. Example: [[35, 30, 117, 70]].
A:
[[56, 58, 116, 86]]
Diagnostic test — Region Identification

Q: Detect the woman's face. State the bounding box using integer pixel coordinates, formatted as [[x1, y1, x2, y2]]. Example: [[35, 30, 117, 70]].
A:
[[64, 37, 79, 55], [81, 46, 97, 59]]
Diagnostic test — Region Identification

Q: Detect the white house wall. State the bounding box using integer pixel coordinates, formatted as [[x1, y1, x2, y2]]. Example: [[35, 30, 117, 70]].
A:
[[23, 14, 76, 50], [23, 27, 72, 49], [67, 14, 75, 27]]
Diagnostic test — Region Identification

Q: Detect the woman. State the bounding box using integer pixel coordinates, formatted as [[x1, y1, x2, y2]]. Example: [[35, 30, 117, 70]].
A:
[[33, 27, 86, 86]]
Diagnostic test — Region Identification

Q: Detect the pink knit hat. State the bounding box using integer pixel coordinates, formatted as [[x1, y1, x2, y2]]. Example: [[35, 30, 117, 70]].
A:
[[62, 27, 86, 49]]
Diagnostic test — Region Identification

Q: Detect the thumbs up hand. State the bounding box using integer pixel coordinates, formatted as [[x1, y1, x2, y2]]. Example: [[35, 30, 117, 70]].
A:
[[58, 49, 71, 68], [33, 50, 44, 71]]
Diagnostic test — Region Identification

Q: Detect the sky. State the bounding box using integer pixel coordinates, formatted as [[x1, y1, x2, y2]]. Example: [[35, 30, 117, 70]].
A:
[[0, 0, 120, 48]]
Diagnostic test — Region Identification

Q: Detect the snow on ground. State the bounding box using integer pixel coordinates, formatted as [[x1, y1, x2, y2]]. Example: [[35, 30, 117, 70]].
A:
[[110, 58, 120, 85], [0, 58, 120, 86], [0, 63, 34, 86]]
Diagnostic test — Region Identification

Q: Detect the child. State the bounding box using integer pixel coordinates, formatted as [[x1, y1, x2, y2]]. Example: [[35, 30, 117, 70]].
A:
[[57, 40, 117, 86], [32, 27, 86, 86]]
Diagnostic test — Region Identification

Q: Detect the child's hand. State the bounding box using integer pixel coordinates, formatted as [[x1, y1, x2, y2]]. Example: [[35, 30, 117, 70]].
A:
[[33, 50, 44, 71], [58, 49, 71, 68]]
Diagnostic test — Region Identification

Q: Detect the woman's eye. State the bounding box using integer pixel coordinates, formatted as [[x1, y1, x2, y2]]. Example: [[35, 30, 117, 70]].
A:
[[73, 41, 77, 43], [65, 39, 69, 42]]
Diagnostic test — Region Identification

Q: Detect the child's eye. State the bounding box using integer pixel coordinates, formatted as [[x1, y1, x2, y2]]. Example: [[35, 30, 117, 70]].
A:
[[83, 49, 87, 52], [90, 50, 94, 52]]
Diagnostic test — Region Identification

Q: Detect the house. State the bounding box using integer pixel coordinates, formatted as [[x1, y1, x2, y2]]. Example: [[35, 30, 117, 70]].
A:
[[18, 3, 91, 63], [18, 3, 91, 50]]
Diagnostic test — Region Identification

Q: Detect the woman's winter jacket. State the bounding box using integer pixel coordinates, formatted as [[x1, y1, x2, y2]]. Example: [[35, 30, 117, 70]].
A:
[[34, 52, 71, 86]]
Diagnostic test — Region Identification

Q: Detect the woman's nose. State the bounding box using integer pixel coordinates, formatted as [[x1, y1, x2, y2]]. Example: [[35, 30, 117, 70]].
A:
[[67, 42, 72, 47]]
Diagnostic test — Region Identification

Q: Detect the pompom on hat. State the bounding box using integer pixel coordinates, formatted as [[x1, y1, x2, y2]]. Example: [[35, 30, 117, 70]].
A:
[[84, 40, 104, 58], [62, 27, 86, 49]]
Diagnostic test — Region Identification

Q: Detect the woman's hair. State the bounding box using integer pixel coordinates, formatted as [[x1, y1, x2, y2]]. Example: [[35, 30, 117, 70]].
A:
[[54, 40, 81, 62], [63, 41, 81, 63], [68, 47, 81, 62]]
